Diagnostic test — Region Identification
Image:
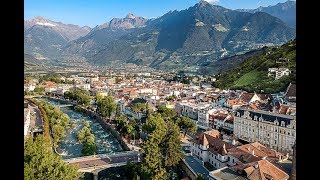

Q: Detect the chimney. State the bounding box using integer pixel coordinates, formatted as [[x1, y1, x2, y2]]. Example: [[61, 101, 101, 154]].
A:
[[252, 150, 255, 156]]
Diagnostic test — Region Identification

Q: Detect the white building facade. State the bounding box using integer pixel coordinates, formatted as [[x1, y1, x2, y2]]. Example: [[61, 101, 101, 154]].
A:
[[234, 108, 296, 154]]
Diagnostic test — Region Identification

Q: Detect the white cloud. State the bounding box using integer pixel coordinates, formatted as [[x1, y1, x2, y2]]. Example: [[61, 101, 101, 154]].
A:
[[203, 0, 220, 4]]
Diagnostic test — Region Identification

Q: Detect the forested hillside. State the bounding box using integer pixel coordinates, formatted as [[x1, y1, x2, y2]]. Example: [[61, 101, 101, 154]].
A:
[[214, 39, 295, 93]]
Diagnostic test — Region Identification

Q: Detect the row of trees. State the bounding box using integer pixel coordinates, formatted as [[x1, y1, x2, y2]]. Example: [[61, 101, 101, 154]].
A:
[[39, 101, 70, 148], [27, 98, 51, 142], [77, 120, 97, 156], [24, 136, 80, 179], [64, 89, 92, 105]]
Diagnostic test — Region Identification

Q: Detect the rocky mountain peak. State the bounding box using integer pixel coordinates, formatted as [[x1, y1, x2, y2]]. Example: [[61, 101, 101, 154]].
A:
[[125, 13, 136, 19], [197, 0, 210, 7]]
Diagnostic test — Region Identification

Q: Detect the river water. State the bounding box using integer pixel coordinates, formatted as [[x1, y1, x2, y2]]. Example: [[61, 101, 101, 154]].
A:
[[40, 98, 123, 159]]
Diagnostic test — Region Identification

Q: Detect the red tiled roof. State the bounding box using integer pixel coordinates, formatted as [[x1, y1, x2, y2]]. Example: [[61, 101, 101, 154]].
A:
[[229, 159, 289, 180], [237, 142, 284, 163], [239, 92, 254, 103]]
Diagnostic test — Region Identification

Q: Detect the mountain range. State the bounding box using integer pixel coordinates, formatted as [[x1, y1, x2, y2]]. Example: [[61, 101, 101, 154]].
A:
[[24, 0, 296, 72], [237, 0, 296, 28], [24, 16, 91, 60]]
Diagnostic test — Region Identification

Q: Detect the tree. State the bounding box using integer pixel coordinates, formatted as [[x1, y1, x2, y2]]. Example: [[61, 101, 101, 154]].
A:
[[34, 87, 45, 94], [115, 103, 121, 118], [24, 136, 81, 180], [132, 102, 146, 114], [176, 116, 197, 137], [115, 77, 122, 84], [141, 127, 167, 179], [141, 115, 182, 179], [96, 94, 103, 104], [157, 106, 176, 121], [142, 114, 165, 134], [115, 114, 127, 130], [160, 121, 184, 167], [97, 95, 116, 119]]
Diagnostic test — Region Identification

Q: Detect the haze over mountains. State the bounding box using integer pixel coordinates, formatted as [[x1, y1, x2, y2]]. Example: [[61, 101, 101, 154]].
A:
[[24, 16, 91, 60], [237, 0, 296, 28], [24, 0, 296, 73]]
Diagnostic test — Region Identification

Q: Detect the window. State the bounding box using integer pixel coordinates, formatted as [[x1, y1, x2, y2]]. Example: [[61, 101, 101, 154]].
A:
[[232, 159, 235, 163], [275, 140, 277, 144], [253, 129, 254, 132]]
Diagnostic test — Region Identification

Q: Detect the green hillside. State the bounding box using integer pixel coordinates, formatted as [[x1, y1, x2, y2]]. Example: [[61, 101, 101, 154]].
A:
[[215, 39, 296, 93]]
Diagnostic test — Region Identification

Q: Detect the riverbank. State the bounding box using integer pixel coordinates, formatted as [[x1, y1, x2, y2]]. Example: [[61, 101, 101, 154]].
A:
[[74, 105, 130, 151], [44, 96, 130, 151]]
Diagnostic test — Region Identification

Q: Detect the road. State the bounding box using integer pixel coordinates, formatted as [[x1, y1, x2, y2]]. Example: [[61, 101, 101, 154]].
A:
[[28, 102, 44, 133]]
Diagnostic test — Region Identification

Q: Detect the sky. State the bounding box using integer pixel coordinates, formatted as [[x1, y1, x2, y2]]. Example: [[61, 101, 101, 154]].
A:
[[25, 0, 294, 28]]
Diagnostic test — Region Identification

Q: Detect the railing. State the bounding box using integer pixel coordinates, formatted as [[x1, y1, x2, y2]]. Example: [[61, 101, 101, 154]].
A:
[[64, 150, 139, 161]]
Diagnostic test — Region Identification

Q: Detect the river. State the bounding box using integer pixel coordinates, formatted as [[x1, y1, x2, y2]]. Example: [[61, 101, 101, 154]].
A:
[[40, 98, 123, 159]]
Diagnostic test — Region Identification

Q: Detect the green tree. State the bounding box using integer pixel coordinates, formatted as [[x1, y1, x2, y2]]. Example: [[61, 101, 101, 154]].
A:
[[97, 95, 116, 119], [132, 102, 146, 114], [34, 87, 45, 94], [115, 77, 123, 84], [24, 136, 81, 180], [96, 94, 103, 104], [160, 121, 184, 167], [157, 106, 176, 121], [115, 103, 121, 118], [176, 116, 197, 137], [142, 114, 165, 134], [141, 115, 182, 179]]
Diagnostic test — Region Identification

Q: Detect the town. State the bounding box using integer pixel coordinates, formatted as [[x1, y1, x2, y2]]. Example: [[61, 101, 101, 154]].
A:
[[24, 69, 296, 180]]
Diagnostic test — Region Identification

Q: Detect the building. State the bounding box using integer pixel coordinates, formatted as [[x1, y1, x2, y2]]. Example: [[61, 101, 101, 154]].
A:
[[234, 108, 296, 154], [291, 141, 296, 179], [197, 108, 216, 130], [209, 159, 290, 180], [181, 102, 199, 121], [190, 130, 236, 169], [268, 68, 291, 80]]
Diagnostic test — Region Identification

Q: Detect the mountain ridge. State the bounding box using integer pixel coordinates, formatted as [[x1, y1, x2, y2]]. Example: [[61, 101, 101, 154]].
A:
[[237, 0, 296, 28]]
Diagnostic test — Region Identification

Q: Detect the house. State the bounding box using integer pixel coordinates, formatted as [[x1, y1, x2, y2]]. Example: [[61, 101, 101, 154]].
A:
[[224, 99, 245, 110], [238, 92, 262, 104], [268, 68, 291, 80], [210, 159, 289, 180], [190, 130, 236, 169]]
